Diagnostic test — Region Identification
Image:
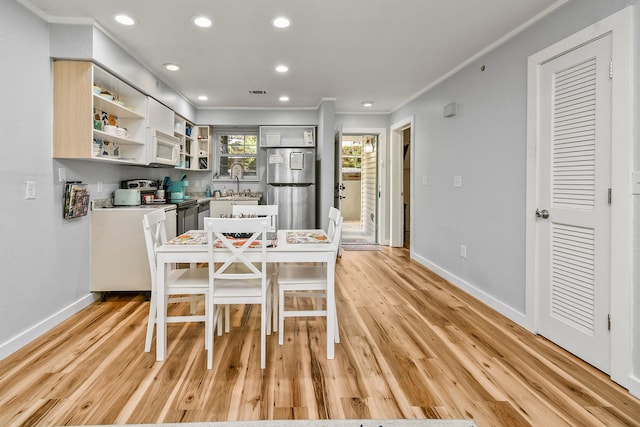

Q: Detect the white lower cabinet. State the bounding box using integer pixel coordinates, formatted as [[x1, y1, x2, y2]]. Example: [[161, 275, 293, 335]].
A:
[[91, 207, 176, 292]]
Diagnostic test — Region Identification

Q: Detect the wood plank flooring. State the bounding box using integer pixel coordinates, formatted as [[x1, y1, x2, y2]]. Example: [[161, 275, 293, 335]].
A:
[[1, 247, 639, 426]]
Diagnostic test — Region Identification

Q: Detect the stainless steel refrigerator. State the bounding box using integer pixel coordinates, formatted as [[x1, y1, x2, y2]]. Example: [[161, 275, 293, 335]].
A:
[[267, 147, 316, 229]]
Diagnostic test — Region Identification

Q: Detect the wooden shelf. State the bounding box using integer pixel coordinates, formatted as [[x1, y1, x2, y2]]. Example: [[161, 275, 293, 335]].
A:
[[93, 94, 144, 119], [93, 129, 145, 145]]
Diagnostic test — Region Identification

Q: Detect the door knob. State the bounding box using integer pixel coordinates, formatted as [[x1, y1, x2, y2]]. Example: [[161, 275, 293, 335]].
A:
[[535, 209, 550, 219]]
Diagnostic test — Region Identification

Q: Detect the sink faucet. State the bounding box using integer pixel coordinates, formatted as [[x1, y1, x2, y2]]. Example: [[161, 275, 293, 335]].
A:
[[235, 176, 240, 195]]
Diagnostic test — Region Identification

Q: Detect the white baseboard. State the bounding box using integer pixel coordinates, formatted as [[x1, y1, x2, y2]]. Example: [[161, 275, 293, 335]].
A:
[[0, 293, 98, 361], [411, 251, 530, 330], [629, 374, 640, 399]]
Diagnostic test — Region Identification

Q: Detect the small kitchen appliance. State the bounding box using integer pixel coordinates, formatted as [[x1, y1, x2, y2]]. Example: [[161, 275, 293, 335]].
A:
[[121, 179, 167, 205], [147, 129, 180, 166], [122, 179, 158, 191], [168, 179, 189, 201], [113, 189, 141, 206]]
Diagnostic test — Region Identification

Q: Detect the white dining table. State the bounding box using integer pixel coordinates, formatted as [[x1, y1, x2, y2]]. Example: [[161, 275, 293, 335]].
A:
[[154, 229, 338, 362]]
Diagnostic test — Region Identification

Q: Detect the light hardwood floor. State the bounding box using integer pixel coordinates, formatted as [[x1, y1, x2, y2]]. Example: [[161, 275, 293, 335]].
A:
[[1, 247, 639, 426]]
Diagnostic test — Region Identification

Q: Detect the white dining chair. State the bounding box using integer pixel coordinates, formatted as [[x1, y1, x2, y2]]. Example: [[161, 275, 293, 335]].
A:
[[232, 204, 278, 233], [277, 209, 343, 346], [328, 206, 342, 258], [142, 209, 209, 353], [204, 217, 273, 369], [231, 204, 280, 331]]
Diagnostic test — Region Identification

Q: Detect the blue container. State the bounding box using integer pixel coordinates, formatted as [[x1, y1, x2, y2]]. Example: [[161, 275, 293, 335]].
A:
[[168, 181, 188, 200]]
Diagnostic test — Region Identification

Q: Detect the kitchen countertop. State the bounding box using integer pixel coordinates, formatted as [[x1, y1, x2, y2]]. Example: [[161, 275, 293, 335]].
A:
[[93, 204, 176, 211]]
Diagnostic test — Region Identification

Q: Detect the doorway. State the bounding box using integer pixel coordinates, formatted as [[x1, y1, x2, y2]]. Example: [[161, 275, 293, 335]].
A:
[[402, 128, 411, 248], [390, 117, 413, 248], [339, 134, 378, 244]]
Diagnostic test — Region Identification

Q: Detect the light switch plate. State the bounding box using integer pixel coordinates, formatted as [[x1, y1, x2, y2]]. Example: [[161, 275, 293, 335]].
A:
[[454, 175, 462, 187], [26, 181, 36, 199], [422, 175, 428, 186]]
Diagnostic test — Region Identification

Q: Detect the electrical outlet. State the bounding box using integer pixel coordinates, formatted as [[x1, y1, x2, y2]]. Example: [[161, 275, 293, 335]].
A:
[[460, 244, 467, 258], [422, 175, 429, 186], [26, 181, 37, 199], [58, 168, 66, 182], [454, 175, 462, 188], [97, 181, 103, 193]]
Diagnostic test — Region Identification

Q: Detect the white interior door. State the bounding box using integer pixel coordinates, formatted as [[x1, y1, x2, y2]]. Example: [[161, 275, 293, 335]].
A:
[[536, 34, 612, 372]]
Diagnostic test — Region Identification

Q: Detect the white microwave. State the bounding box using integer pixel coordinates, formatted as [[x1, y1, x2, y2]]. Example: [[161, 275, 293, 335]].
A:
[[147, 129, 180, 166]]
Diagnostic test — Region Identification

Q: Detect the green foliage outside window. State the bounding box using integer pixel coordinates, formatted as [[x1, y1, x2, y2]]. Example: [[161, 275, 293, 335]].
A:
[[342, 141, 362, 170], [217, 134, 258, 177]]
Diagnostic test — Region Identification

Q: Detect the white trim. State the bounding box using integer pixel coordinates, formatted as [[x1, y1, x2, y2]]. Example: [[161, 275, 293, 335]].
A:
[[390, 117, 414, 247], [526, 6, 634, 389], [0, 293, 98, 361], [412, 253, 528, 327], [630, 375, 640, 398], [342, 127, 388, 245]]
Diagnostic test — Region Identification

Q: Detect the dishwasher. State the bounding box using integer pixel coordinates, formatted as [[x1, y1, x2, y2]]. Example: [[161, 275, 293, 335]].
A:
[[175, 199, 198, 235], [197, 200, 210, 229]]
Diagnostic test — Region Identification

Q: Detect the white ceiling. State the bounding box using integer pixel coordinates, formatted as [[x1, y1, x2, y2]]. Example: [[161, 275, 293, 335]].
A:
[[20, 0, 566, 113]]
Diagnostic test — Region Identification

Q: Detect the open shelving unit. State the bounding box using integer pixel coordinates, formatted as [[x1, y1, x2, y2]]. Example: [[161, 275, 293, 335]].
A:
[[174, 119, 210, 171], [53, 60, 148, 164]]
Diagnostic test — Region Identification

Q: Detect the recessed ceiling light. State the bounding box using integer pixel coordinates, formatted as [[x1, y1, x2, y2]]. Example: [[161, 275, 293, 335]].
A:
[[164, 63, 181, 71], [192, 16, 212, 28], [275, 64, 289, 73], [279, 96, 290, 102], [114, 14, 136, 26], [361, 101, 374, 107], [198, 95, 208, 101], [272, 16, 291, 28]]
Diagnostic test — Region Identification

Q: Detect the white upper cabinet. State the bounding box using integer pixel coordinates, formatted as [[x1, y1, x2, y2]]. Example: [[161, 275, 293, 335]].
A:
[[147, 97, 175, 135]]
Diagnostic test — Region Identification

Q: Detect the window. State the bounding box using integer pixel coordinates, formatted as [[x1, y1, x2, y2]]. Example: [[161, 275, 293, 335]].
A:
[[341, 137, 363, 179], [215, 130, 258, 179]]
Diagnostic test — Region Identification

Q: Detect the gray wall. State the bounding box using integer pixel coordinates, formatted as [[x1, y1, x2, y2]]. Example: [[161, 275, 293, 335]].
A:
[[197, 108, 318, 127], [0, 1, 95, 352], [317, 100, 336, 230], [390, 0, 639, 390]]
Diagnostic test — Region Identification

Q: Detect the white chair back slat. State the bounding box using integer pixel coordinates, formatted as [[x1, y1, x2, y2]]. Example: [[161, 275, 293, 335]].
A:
[[142, 209, 168, 281], [232, 204, 279, 232]]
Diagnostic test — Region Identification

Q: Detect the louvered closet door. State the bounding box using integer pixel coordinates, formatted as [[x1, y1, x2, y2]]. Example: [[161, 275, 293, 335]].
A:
[[537, 34, 611, 372]]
